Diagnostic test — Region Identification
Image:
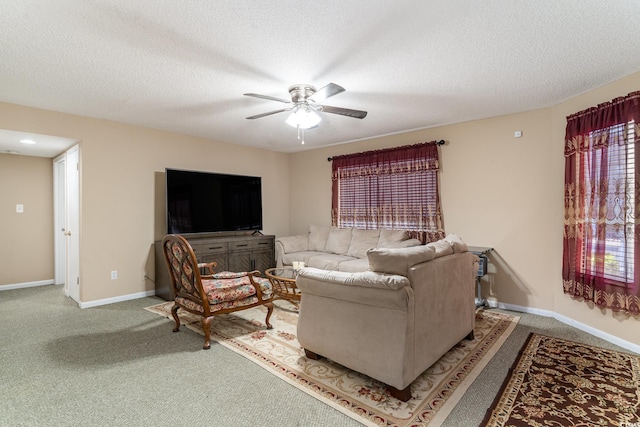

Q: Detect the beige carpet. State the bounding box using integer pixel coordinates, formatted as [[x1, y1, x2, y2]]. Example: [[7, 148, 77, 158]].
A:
[[146, 301, 519, 427], [481, 333, 640, 427]]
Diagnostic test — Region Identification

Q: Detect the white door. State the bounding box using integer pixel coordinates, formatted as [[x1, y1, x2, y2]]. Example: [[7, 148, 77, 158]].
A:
[[66, 145, 80, 303], [53, 154, 66, 286]]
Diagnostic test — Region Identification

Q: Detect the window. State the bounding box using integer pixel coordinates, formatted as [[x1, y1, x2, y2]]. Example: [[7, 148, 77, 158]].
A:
[[331, 141, 445, 243], [563, 91, 640, 315], [581, 122, 635, 283]]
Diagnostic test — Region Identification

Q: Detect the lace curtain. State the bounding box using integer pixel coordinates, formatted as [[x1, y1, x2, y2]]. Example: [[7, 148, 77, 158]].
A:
[[331, 141, 444, 243], [563, 91, 640, 315]]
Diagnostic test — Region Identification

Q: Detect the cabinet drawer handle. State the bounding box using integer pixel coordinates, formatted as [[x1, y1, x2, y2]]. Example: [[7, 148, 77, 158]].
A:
[[236, 244, 248, 247], [258, 242, 269, 246], [208, 246, 223, 250]]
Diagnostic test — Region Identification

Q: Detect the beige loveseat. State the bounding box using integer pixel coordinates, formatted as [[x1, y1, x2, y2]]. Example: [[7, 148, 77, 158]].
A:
[[275, 225, 422, 271], [295, 234, 478, 401]]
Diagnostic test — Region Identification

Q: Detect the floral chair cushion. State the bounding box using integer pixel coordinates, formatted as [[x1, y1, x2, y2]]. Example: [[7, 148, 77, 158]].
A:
[[176, 275, 272, 314], [210, 271, 252, 280]]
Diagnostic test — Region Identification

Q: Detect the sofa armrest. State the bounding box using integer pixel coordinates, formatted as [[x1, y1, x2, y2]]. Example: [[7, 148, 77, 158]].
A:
[[297, 267, 411, 309], [298, 268, 409, 290], [275, 234, 309, 267], [407, 252, 477, 374]]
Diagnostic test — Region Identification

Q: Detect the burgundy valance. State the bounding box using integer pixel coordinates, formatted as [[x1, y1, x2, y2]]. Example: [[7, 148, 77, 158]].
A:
[[331, 141, 440, 180]]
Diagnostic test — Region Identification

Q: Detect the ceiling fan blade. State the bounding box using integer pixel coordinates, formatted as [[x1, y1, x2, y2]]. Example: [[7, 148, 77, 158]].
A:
[[243, 93, 291, 103], [246, 108, 291, 119], [319, 105, 368, 119], [309, 83, 345, 102]]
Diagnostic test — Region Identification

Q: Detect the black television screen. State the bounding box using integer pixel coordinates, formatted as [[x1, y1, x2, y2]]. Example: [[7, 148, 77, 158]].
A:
[[166, 168, 263, 234]]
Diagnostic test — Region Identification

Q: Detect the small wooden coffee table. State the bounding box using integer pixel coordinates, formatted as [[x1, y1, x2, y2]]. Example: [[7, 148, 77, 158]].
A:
[[265, 267, 301, 309]]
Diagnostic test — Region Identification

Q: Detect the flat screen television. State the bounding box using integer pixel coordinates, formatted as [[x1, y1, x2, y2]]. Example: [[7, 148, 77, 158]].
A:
[[166, 168, 263, 234]]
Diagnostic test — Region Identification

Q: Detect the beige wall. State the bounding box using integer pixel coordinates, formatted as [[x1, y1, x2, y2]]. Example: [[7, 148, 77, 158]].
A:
[[1, 70, 638, 346], [290, 71, 640, 346], [0, 102, 291, 302], [0, 154, 53, 284]]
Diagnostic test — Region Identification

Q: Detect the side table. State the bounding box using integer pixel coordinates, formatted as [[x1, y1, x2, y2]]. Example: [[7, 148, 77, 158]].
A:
[[468, 246, 492, 308], [264, 267, 301, 310]]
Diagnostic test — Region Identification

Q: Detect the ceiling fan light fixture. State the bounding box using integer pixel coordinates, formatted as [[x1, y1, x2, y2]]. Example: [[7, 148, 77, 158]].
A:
[[285, 107, 321, 129]]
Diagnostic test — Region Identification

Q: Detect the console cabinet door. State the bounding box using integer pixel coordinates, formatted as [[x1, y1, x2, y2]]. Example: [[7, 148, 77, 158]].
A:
[[253, 248, 274, 272], [227, 251, 251, 272], [228, 249, 273, 273], [201, 253, 229, 272]]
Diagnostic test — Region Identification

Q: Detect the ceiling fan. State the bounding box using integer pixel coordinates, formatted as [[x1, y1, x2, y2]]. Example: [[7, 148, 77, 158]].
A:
[[243, 83, 367, 136]]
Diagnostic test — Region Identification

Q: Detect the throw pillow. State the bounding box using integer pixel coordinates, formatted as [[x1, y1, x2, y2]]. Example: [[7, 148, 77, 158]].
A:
[[444, 233, 468, 253], [308, 225, 330, 251], [425, 239, 454, 258], [377, 228, 410, 248], [367, 245, 435, 276], [324, 227, 353, 255], [385, 238, 422, 248], [347, 228, 381, 258]]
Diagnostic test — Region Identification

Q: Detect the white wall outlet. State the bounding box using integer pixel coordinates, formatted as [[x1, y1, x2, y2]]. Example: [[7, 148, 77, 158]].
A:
[[16, 204, 24, 213], [111, 270, 118, 280], [514, 130, 523, 138]]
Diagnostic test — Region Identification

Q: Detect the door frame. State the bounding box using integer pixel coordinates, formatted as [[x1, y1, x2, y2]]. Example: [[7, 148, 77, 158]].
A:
[[53, 144, 81, 302]]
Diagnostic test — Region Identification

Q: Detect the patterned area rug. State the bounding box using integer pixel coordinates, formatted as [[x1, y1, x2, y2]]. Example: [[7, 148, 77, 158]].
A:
[[481, 333, 640, 426], [145, 302, 518, 426]]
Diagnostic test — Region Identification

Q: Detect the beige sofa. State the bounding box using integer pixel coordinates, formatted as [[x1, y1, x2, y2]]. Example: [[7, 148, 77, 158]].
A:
[[275, 225, 422, 271], [295, 234, 478, 401]]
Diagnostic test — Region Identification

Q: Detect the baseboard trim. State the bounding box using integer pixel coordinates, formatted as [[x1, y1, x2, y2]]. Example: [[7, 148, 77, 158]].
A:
[[0, 279, 55, 291], [4, 282, 635, 353], [497, 302, 640, 354], [79, 290, 156, 309]]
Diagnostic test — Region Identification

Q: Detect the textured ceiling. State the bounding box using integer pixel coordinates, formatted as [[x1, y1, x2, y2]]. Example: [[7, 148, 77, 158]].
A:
[[1, 0, 640, 156]]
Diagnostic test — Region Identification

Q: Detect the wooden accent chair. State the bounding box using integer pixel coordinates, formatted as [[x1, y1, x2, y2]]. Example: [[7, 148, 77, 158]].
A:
[[162, 234, 274, 349]]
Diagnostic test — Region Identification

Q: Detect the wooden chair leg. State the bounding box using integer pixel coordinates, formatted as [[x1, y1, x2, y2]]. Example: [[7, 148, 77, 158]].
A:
[[388, 385, 412, 402], [171, 304, 181, 332], [264, 302, 274, 329], [202, 316, 212, 350]]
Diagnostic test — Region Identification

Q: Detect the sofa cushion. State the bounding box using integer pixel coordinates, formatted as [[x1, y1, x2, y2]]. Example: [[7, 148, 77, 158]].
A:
[[308, 225, 331, 251], [325, 227, 353, 255], [278, 235, 309, 253], [281, 251, 326, 266], [367, 245, 436, 276], [444, 233, 468, 253], [347, 228, 381, 259], [307, 253, 357, 270], [377, 229, 410, 248], [426, 239, 454, 258], [336, 258, 370, 272]]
